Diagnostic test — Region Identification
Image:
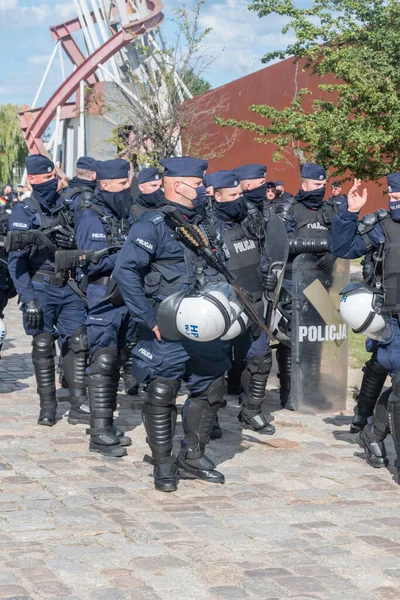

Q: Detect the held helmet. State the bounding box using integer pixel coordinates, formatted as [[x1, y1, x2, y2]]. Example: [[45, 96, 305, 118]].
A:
[[157, 283, 247, 342], [339, 282, 392, 342]]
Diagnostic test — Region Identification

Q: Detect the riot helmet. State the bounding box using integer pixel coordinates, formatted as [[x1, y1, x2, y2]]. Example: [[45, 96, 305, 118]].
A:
[[339, 282, 392, 342]]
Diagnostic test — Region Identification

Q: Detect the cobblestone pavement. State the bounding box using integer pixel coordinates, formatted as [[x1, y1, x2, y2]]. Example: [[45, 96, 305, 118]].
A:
[[0, 298, 400, 600]]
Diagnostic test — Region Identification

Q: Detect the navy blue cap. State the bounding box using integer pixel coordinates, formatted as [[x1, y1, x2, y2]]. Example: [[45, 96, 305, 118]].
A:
[[387, 172, 400, 193], [275, 180, 284, 186], [138, 167, 161, 184], [204, 173, 215, 188], [159, 156, 208, 179], [301, 162, 326, 181], [212, 170, 240, 190], [25, 154, 54, 175], [233, 164, 267, 181], [76, 156, 97, 171], [96, 158, 130, 180], [266, 181, 277, 189], [331, 181, 341, 188]]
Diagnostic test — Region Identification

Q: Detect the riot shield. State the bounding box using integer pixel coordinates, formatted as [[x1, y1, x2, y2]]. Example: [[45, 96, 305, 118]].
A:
[[292, 254, 349, 414], [263, 212, 289, 330]]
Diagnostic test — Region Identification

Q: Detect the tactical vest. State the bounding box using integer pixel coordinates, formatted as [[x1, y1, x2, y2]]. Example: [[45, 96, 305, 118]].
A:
[[378, 216, 400, 314], [285, 201, 334, 275], [77, 193, 130, 246], [131, 201, 151, 221], [221, 224, 262, 301]]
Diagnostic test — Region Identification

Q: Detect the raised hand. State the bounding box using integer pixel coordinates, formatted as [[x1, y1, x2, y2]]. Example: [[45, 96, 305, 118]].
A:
[[347, 178, 368, 213]]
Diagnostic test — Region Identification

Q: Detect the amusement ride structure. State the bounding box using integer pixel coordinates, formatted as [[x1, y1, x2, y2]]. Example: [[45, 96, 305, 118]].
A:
[[19, 0, 192, 175]]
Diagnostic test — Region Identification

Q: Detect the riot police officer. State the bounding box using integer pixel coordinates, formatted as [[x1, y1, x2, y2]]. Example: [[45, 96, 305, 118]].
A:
[[330, 174, 400, 472], [328, 181, 347, 210], [61, 156, 97, 214], [131, 167, 163, 221], [8, 155, 88, 427], [210, 170, 275, 434], [74, 158, 134, 458], [114, 156, 231, 492], [275, 180, 293, 203], [276, 163, 338, 410], [234, 164, 267, 220]]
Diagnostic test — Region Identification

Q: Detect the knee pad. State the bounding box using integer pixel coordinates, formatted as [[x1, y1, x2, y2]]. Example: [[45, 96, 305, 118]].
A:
[[32, 333, 55, 359], [146, 377, 180, 407], [364, 356, 387, 376], [247, 351, 273, 376], [90, 348, 119, 377], [392, 372, 400, 402], [69, 325, 89, 354], [204, 374, 226, 406]]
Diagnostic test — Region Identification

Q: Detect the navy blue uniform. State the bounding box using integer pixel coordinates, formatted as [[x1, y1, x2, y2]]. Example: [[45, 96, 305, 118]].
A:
[[8, 195, 86, 350], [114, 207, 230, 393], [74, 188, 134, 354], [329, 208, 400, 376]]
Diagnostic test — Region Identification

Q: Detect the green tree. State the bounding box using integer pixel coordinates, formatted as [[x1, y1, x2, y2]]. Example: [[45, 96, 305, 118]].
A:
[[217, 0, 400, 181], [0, 104, 27, 186]]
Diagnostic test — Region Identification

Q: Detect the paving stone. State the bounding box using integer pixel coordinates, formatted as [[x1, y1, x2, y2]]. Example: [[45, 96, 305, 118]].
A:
[[208, 586, 250, 599], [0, 586, 30, 599]]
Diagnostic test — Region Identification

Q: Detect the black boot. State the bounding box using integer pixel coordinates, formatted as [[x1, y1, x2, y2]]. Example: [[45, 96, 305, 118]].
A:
[[210, 414, 222, 440], [388, 374, 400, 480], [32, 334, 57, 426], [87, 349, 127, 457], [357, 389, 390, 468], [276, 344, 293, 410], [238, 352, 275, 434], [351, 357, 387, 433], [178, 375, 225, 483], [110, 361, 131, 447], [61, 326, 91, 426], [142, 377, 180, 492], [121, 343, 139, 395]]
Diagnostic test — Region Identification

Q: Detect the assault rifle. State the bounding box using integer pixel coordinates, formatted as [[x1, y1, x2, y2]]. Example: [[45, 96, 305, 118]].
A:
[[163, 207, 275, 341], [6, 224, 70, 253], [54, 245, 123, 273]]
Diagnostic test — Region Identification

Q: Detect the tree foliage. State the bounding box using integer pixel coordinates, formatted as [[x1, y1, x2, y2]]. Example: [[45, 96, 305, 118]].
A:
[[0, 104, 27, 185], [217, 0, 400, 181]]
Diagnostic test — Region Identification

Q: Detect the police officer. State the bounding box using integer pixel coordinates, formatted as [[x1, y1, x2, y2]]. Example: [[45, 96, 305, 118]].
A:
[[330, 174, 400, 468], [328, 181, 347, 210], [265, 182, 277, 205], [60, 156, 97, 213], [131, 167, 163, 221], [234, 164, 267, 220], [8, 155, 88, 427], [276, 163, 337, 409], [74, 158, 134, 458], [0, 202, 15, 323], [114, 156, 231, 492], [211, 170, 275, 434], [275, 180, 293, 203]]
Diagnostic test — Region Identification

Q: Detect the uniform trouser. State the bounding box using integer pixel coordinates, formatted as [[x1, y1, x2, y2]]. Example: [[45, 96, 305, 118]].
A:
[[23, 281, 87, 414], [366, 318, 400, 377], [132, 326, 231, 460], [226, 329, 270, 392]]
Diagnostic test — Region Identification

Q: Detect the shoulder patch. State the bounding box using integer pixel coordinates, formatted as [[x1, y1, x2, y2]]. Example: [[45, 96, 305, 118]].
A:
[[135, 237, 154, 251], [90, 232, 107, 240], [11, 221, 28, 229], [148, 213, 164, 225]]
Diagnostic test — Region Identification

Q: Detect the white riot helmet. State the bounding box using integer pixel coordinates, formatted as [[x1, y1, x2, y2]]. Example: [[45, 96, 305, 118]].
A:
[[339, 282, 392, 342], [157, 283, 248, 342], [0, 318, 6, 352]]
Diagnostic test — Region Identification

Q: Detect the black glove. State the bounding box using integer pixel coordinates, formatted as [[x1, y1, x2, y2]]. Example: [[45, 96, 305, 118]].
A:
[[22, 299, 43, 328], [262, 272, 278, 291], [316, 252, 336, 271], [54, 229, 75, 249]]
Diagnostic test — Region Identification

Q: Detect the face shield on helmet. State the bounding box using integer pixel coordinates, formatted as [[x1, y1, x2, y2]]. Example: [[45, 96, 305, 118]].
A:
[[339, 282, 392, 343], [157, 282, 249, 342]]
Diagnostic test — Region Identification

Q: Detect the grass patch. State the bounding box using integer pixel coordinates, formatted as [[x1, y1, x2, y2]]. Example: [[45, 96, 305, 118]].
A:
[[350, 257, 363, 267], [349, 328, 369, 370]]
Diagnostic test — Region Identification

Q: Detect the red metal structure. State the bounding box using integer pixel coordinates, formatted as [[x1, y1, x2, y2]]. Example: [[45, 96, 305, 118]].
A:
[[19, 0, 163, 155]]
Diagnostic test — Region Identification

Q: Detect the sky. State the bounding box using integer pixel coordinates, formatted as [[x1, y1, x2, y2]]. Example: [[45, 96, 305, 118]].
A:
[[0, 0, 295, 107]]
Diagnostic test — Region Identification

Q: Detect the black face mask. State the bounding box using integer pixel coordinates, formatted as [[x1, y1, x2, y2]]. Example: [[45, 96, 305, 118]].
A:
[[297, 186, 326, 209], [100, 188, 133, 219], [31, 177, 59, 207], [138, 188, 164, 208], [213, 196, 248, 222], [243, 183, 267, 207]]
